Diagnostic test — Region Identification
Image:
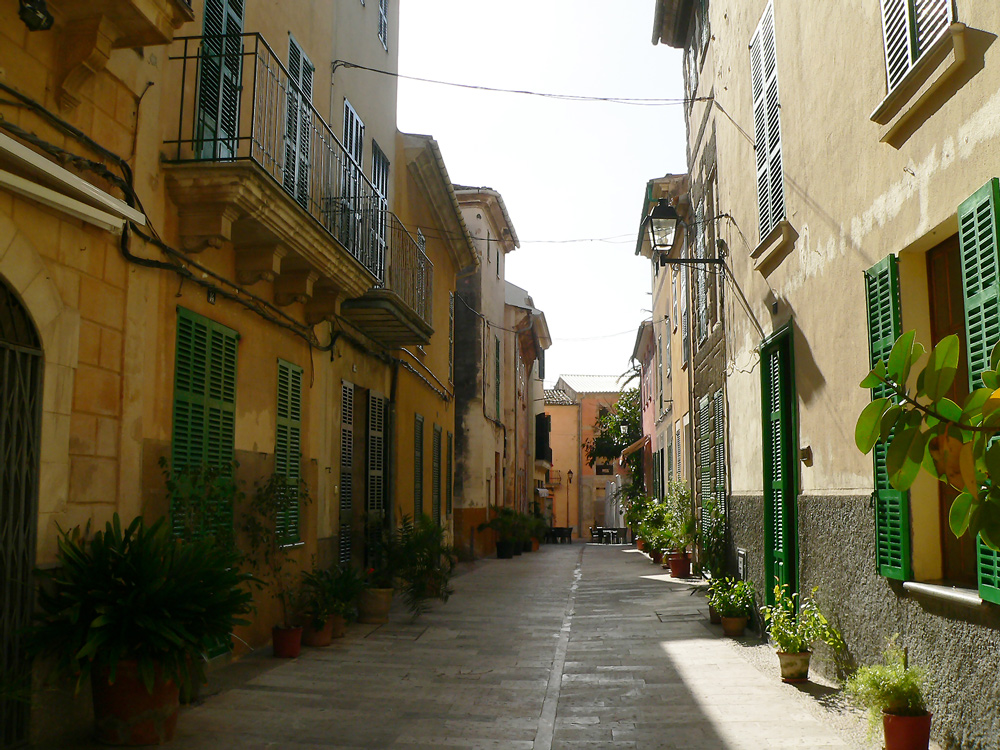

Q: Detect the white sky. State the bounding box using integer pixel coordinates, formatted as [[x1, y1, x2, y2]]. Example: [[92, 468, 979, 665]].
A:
[[397, 0, 687, 387]]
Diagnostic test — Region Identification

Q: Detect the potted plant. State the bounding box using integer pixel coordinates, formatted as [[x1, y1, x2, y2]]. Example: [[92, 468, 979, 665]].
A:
[[709, 577, 755, 637], [359, 515, 404, 623], [665, 482, 696, 578], [846, 643, 931, 750], [27, 515, 254, 745], [300, 563, 366, 646], [699, 495, 727, 581], [478, 506, 520, 559], [759, 584, 845, 682], [705, 577, 723, 624], [397, 513, 457, 619], [241, 473, 311, 658]]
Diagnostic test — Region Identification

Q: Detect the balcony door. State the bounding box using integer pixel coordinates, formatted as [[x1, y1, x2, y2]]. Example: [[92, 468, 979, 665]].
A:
[[197, 0, 244, 159], [283, 36, 314, 210], [339, 100, 365, 254]]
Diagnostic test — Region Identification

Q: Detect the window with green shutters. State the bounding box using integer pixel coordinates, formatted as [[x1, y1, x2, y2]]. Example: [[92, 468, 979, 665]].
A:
[[958, 178, 1000, 604], [171, 308, 239, 539], [339, 381, 354, 566], [275, 360, 303, 544], [712, 389, 727, 512], [368, 393, 386, 521], [864, 255, 912, 580], [699, 394, 712, 508], [652, 450, 660, 501], [446, 431, 453, 516], [414, 414, 424, 516], [197, 0, 244, 159], [432, 425, 442, 525]]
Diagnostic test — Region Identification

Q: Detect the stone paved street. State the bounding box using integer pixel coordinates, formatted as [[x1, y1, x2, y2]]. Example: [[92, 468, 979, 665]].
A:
[[93, 544, 874, 749]]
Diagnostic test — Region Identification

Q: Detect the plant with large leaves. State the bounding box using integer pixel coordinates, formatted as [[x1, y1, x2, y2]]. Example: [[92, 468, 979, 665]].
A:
[[855, 331, 1000, 549], [26, 514, 255, 695]]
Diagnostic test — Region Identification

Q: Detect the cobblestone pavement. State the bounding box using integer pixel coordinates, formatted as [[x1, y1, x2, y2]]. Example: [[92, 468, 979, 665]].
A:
[[164, 544, 868, 749]]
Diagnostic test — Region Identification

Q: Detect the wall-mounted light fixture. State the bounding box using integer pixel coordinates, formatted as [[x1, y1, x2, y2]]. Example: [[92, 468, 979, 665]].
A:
[[18, 0, 53, 31], [639, 198, 724, 267]]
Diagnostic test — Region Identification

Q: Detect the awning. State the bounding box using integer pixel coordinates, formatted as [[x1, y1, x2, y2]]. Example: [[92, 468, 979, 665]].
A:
[[535, 488, 550, 497], [619, 435, 649, 463]]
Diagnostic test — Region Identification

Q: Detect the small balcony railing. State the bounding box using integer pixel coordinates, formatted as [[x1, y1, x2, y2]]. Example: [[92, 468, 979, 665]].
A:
[[547, 470, 562, 487], [164, 33, 428, 318]]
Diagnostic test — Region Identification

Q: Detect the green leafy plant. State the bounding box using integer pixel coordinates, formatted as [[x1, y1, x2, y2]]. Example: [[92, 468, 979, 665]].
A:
[[709, 577, 755, 618], [478, 505, 523, 544], [665, 481, 696, 553], [700, 495, 727, 578], [159, 456, 242, 552], [846, 642, 927, 731], [366, 513, 406, 589], [26, 514, 255, 695], [759, 584, 845, 654], [300, 564, 367, 628], [397, 513, 457, 618], [240, 473, 311, 627], [856, 331, 1000, 548]]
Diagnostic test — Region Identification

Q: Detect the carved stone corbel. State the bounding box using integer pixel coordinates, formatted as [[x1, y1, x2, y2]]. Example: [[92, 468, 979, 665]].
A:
[[235, 243, 287, 285], [58, 15, 118, 111], [274, 270, 320, 307], [304, 286, 347, 324], [177, 204, 241, 252]]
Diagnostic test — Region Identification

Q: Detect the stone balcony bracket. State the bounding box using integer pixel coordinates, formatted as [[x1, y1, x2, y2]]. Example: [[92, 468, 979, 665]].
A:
[[235, 244, 288, 286], [751, 220, 798, 276], [304, 287, 348, 326], [274, 270, 320, 307]]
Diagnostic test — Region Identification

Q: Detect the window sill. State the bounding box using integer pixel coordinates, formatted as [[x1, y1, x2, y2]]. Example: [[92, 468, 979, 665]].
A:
[[902, 580, 984, 609], [751, 220, 798, 275], [279, 540, 306, 551], [870, 23, 968, 144]]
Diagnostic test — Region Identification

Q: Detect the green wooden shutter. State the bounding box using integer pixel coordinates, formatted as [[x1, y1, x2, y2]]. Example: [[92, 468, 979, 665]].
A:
[[666, 434, 673, 483], [283, 37, 313, 208], [864, 255, 912, 580], [713, 388, 726, 513], [761, 331, 796, 603], [432, 425, 442, 526], [171, 308, 238, 540], [699, 395, 712, 508], [958, 178, 1000, 604], [197, 0, 244, 159], [339, 381, 354, 566], [414, 414, 424, 516], [367, 393, 386, 520], [446, 431, 453, 515], [275, 359, 303, 544], [652, 450, 660, 501]]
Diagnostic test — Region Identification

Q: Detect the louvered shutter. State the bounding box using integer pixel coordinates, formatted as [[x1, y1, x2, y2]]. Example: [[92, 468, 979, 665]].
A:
[[958, 178, 1000, 604], [197, 0, 243, 159], [666, 435, 673, 483], [696, 202, 708, 343], [378, 0, 388, 49], [446, 432, 453, 515], [863, 255, 912, 580], [699, 395, 712, 508], [340, 101, 365, 251], [367, 392, 386, 519], [881, 0, 953, 92], [675, 425, 682, 482], [171, 309, 238, 540], [339, 382, 354, 565], [653, 451, 660, 501], [283, 38, 313, 209], [495, 336, 502, 419], [750, 2, 784, 242], [275, 360, 303, 544], [414, 415, 424, 516], [432, 426, 442, 525], [713, 389, 726, 513], [761, 333, 796, 602]]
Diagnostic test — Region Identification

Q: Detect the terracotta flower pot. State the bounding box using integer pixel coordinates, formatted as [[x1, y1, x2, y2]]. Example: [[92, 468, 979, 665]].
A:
[[302, 617, 335, 647], [720, 615, 748, 637], [777, 651, 812, 682], [358, 587, 394, 623], [668, 552, 692, 578], [883, 711, 932, 750], [531, 538, 540, 552], [272, 625, 303, 658], [91, 660, 179, 745], [651, 549, 663, 565], [636, 538, 645, 552], [708, 604, 722, 624]]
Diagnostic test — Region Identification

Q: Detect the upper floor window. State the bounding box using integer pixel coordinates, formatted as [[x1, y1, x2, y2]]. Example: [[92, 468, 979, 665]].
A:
[[750, 1, 785, 242], [880, 0, 954, 93], [378, 0, 389, 50]]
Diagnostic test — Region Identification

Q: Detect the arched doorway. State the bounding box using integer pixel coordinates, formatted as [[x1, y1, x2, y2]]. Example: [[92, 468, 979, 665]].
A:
[[0, 276, 43, 750]]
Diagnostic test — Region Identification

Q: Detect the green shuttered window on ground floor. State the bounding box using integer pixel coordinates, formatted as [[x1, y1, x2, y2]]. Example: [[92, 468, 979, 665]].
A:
[[275, 359, 303, 545]]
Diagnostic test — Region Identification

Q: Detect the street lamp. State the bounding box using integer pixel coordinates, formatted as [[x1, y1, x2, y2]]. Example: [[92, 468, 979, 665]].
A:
[[646, 198, 680, 251], [566, 469, 574, 534]]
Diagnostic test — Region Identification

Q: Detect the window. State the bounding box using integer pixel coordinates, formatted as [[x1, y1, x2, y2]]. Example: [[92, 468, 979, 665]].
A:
[[368, 393, 386, 520], [432, 425, 442, 525], [675, 422, 682, 481], [446, 431, 453, 516], [340, 100, 365, 250], [449, 292, 455, 383], [698, 390, 727, 517], [171, 308, 238, 539], [371, 141, 389, 273], [414, 414, 424, 516], [339, 382, 354, 565], [196, 0, 244, 159], [880, 0, 954, 93], [864, 178, 1000, 604], [275, 359, 303, 544], [378, 0, 388, 50], [665, 318, 672, 378], [495, 335, 501, 419], [666, 434, 674, 482], [750, 0, 785, 242], [284, 36, 314, 209], [696, 199, 708, 344], [672, 272, 679, 329]]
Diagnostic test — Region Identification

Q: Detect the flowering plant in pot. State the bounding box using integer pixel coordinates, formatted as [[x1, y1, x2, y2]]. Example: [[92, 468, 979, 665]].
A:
[[759, 584, 844, 682], [300, 564, 366, 645], [26, 515, 254, 745], [846, 642, 931, 750], [241, 473, 311, 658], [709, 577, 755, 637]]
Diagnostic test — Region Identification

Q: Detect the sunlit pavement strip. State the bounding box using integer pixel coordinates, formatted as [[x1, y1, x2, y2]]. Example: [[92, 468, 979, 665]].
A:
[[66, 544, 868, 749]]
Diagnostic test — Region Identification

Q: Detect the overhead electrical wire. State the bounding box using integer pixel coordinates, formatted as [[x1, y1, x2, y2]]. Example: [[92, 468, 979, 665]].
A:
[[332, 60, 709, 107]]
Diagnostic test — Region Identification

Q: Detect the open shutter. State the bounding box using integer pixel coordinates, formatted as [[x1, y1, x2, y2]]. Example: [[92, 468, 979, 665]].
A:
[[414, 415, 424, 516], [197, 0, 243, 159], [958, 178, 1000, 604], [378, 0, 388, 49], [713, 389, 727, 513], [699, 395, 712, 508], [750, 1, 784, 241], [446, 431, 453, 516], [864, 255, 912, 580], [881, 0, 953, 92], [339, 382, 354, 565], [432, 426, 442, 526], [367, 393, 386, 521], [275, 360, 303, 544], [171, 309, 238, 540], [283, 38, 313, 208]]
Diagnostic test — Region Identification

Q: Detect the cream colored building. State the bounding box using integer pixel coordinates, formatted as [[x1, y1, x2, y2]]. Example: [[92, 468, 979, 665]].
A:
[[653, 0, 1000, 742]]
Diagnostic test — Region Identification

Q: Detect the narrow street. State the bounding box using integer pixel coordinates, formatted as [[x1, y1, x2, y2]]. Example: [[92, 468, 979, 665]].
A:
[[130, 544, 873, 750]]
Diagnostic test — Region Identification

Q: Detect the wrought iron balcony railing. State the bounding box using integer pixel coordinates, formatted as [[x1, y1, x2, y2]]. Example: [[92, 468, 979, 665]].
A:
[[164, 33, 432, 325]]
